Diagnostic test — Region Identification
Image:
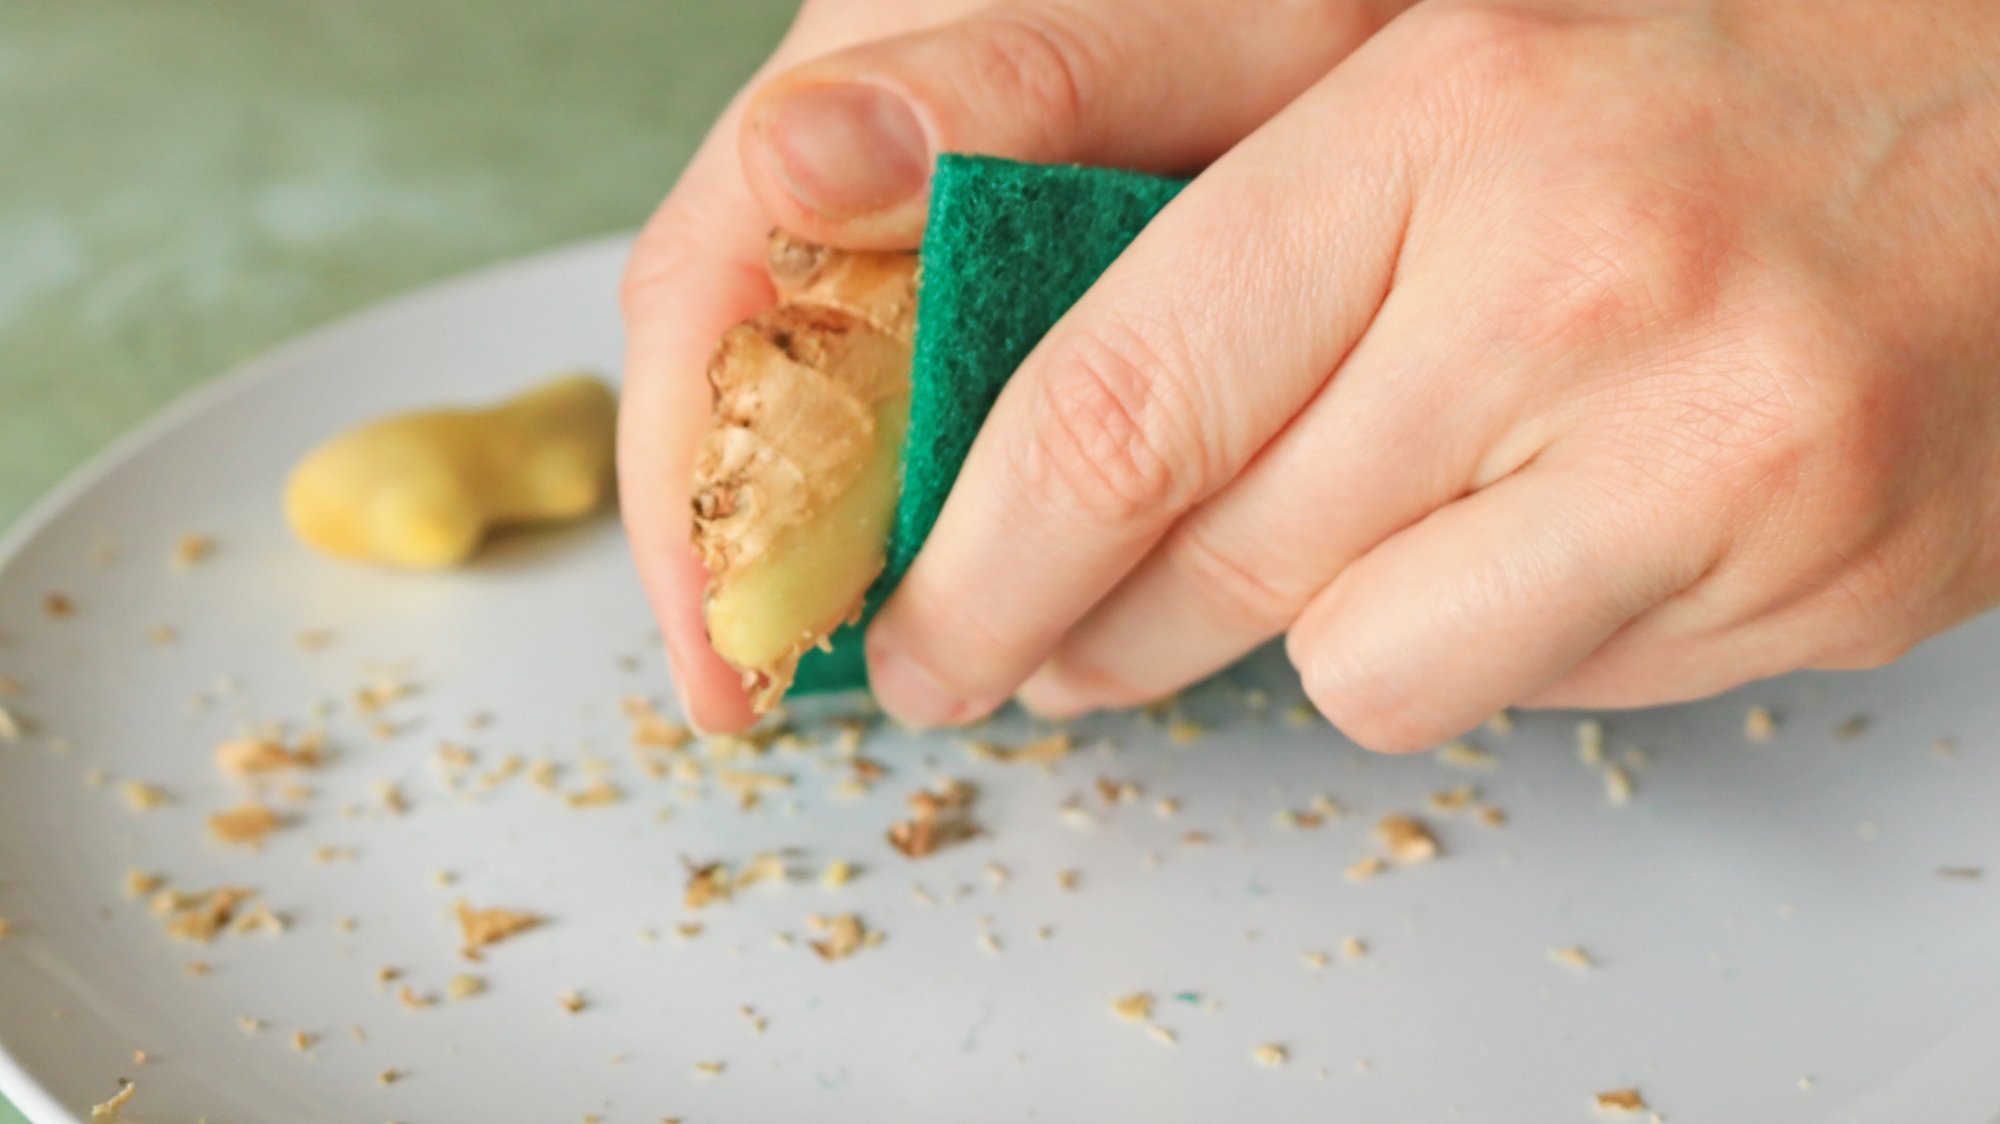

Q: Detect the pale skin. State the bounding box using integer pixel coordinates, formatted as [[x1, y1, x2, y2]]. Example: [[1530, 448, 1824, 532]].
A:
[[621, 0, 2000, 748]]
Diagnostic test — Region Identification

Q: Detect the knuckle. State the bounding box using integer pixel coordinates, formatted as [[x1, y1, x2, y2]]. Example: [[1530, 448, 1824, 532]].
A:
[[954, 10, 1094, 148], [1017, 318, 1201, 527], [1166, 517, 1308, 633], [1495, 180, 1735, 356], [1391, 2, 1560, 134]]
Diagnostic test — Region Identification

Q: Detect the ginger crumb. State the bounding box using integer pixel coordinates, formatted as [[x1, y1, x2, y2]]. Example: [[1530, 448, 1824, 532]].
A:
[[984, 862, 1011, 887], [89, 1078, 136, 1122], [1744, 706, 1776, 743], [43, 593, 75, 619], [131, 1050, 147, 1066], [290, 1030, 315, 1053], [1095, 777, 1142, 805], [1282, 703, 1318, 727], [1301, 950, 1330, 971], [807, 912, 875, 961], [965, 731, 1072, 765], [183, 961, 211, 976], [295, 628, 335, 651], [887, 779, 979, 858], [683, 861, 732, 909], [158, 886, 257, 942], [693, 1060, 725, 1077], [1166, 718, 1206, 745], [374, 780, 409, 815], [376, 1068, 401, 1086], [0, 704, 21, 744], [1476, 804, 1508, 828], [623, 696, 693, 750], [230, 902, 286, 936], [1345, 856, 1387, 883], [1603, 764, 1634, 807], [1374, 814, 1439, 863], [0, 919, 11, 939], [1252, 1043, 1289, 1068], [83, 767, 108, 788], [147, 625, 178, 647], [207, 802, 281, 847], [123, 870, 162, 897], [1577, 719, 1606, 766], [1428, 785, 1478, 813], [1341, 937, 1368, 960], [820, 859, 855, 889], [1110, 993, 1154, 1023], [1056, 869, 1081, 891], [455, 900, 541, 951], [559, 989, 587, 1014], [564, 778, 625, 809], [1485, 710, 1515, 736], [119, 781, 172, 812], [1147, 1025, 1178, 1046], [1154, 797, 1181, 819], [1595, 1088, 1647, 1114], [171, 533, 216, 571], [1437, 741, 1497, 770], [1550, 946, 1595, 970], [238, 1015, 265, 1034], [396, 985, 434, 1010]]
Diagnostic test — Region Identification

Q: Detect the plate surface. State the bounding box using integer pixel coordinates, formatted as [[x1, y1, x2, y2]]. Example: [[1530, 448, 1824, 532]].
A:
[[2, 237, 1998, 1124]]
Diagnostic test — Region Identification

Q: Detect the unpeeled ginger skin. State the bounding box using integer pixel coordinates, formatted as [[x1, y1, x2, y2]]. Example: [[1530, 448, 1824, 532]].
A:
[[285, 374, 617, 569]]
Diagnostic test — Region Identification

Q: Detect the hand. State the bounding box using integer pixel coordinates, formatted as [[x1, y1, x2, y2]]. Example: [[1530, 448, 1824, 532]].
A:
[[621, 0, 1408, 731], [853, 0, 2000, 749]]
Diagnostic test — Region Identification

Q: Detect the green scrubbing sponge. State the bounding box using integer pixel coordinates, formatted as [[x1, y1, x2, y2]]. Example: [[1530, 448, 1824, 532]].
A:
[[791, 155, 1188, 694]]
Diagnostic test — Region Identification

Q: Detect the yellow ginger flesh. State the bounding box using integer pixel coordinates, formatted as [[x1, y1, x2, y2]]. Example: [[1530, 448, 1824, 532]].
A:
[[285, 374, 616, 569]]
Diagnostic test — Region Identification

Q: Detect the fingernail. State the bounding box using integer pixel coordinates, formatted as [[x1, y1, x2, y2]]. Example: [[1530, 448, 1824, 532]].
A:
[[757, 82, 930, 218], [670, 674, 710, 736], [868, 638, 982, 729], [1017, 665, 1094, 721]]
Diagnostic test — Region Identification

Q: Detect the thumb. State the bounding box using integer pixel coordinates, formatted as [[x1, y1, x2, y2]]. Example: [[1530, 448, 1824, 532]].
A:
[[740, 0, 1403, 248]]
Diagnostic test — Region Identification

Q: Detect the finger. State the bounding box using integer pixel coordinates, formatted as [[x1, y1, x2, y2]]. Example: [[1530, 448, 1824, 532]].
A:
[[863, 72, 1419, 727], [618, 120, 775, 734], [1016, 264, 1530, 718], [1285, 457, 1719, 752], [740, 0, 1409, 247]]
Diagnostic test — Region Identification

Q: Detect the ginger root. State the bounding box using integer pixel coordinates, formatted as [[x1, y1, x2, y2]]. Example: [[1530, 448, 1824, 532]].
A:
[[286, 374, 616, 569], [692, 232, 918, 709]]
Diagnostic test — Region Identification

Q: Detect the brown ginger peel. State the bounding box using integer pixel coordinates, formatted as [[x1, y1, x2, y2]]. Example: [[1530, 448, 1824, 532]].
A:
[[692, 232, 918, 709]]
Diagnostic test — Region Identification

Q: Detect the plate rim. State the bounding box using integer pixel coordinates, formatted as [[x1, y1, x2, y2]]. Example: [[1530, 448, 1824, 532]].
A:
[[0, 231, 633, 1124]]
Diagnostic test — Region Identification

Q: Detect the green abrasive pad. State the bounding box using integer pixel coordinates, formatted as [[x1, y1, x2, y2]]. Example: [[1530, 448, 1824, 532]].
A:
[[791, 154, 1188, 694]]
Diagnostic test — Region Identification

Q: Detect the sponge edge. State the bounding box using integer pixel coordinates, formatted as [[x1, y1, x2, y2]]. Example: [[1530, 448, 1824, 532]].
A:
[[790, 155, 1188, 696]]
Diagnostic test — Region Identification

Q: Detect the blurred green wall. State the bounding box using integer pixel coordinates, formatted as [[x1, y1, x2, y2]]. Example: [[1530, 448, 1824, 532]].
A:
[[0, 0, 797, 532]]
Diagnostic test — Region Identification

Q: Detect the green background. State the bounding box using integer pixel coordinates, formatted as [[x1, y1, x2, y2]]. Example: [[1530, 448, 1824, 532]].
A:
[[0, 2, 796, 1118]]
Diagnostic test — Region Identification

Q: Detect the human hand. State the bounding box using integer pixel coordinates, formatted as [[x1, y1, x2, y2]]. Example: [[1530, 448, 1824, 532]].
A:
[[852, 0, 2000, 749], [621, 0, 1408, 731]]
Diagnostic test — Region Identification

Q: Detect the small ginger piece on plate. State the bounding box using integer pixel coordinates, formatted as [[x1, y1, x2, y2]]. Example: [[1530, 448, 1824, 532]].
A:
[[691, 232, 918, 710], [285, 373, 616, 569], [454, 900, 541, 952], [1374, 814, 1440, 863]]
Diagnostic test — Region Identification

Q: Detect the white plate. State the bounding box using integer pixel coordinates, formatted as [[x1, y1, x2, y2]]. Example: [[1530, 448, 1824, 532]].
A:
[[2, 236, 1999, 1124]]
